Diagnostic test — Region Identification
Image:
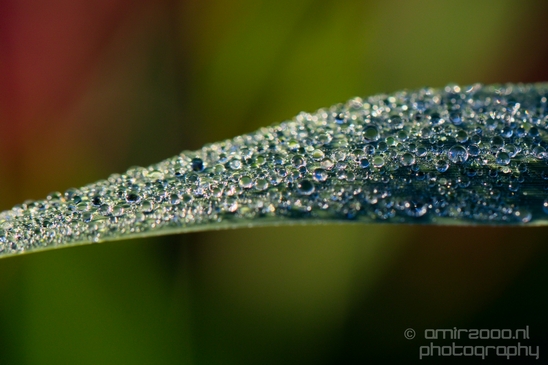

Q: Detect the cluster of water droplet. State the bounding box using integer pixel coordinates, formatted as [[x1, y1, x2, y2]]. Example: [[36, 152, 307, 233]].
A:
[[2, 83, 548, 256]]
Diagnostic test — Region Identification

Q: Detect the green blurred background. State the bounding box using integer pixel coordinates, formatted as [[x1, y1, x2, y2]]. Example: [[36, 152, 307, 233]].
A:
[[0, 1, 547, 363]]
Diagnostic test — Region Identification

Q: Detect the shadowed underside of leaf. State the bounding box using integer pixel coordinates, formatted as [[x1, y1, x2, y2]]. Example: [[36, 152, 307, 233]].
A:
[[2, 83, 548, 258]]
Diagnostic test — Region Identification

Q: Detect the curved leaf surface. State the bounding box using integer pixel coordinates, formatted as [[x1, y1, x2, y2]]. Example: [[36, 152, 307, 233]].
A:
[[1, 83, 548, 258]]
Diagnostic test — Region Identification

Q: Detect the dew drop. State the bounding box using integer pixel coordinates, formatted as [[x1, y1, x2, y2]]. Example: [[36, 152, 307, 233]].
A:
[[255, 179, 269, 191], [436, 159, 449, 172], [515, 208, 532, 223], [364, 145, 375, 155], [400, 152, 415, 166], [91, 196, 102, 207], [467, 144, 480, 157], [504, 144, 520, 158], [496, 152, 511, 166], [82, 212, 93, 223], [377, 142, 388, 152], [416, 145, 428, 157], [449, 111, 462, 125], [228, 159, 242, 170], [292, 155, 306, 167], [98, 204, 111, 216], [312, 149, 325, 160], [288, 139, 300, 150], [397, 130, 408, 141], [297, 180, 315, 195], [364, 126, 380, 142], [429, 112, 443, 125], [532, 146, 546, 159], [126, 192, 141, 204], [447, 145, 469, 164], [112, 204, 125, 217], [140, 200, 154, 213], [456, 130, 468, 143], [486, 117, 498, 130], [405, 201, 428, 217], [191, 158, 204, 172], [372, 156, 385, 168], [501, 126, 513, 138], [239, 176, 254, 189], [313, 168, 328, 182]]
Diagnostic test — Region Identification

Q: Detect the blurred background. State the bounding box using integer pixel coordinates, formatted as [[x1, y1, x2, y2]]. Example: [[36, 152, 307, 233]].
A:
[[0, 0, 547, 363]]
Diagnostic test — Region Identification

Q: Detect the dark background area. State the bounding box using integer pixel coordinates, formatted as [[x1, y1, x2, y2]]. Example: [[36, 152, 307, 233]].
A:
[[0, 1, 547, 363]]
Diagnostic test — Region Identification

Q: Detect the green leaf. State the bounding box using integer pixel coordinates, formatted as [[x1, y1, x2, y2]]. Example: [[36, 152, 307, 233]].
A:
[[1, 83, 548, 258]]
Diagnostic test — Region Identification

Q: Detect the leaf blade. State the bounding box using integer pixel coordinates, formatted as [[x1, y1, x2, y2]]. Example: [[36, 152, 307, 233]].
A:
[[2, 83, 548, 258]]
